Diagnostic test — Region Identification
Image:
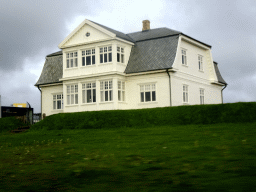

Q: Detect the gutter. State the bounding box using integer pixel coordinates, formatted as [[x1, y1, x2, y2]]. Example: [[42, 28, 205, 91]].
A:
[[221, 84, 227, 104], [166, 69, 172, 107], [37, 86, 42, 119]]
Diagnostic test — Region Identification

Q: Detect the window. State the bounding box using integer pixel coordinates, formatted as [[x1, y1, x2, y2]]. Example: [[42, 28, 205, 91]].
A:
[[100, 46, 112, 63], [53, 94, 63, 110], [200, 89, 204, 104], [181, 49, 187, 66], [66, 52, 78, 68], [118, 81, 125, 101], [82, 82, 96, 103], [100, 80, 113, 102], [198, 55, 203, 71], [82, 49, 95, 66], [117, 47, 124, 63], [67, 85, 78, 105], [140, 84, 156, 102], [183, 85, 188, 103]]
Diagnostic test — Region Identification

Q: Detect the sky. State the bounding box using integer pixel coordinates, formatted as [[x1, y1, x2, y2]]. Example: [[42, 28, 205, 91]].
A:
[[0, 0, 256, 113]]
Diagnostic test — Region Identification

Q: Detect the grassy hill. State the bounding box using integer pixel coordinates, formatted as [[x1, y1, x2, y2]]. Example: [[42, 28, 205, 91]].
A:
[[31, 102, 256, 130], [0, 102, 256, 191]]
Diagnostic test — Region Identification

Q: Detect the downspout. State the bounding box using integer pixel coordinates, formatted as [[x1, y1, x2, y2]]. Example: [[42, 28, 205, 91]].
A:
[[37, 85, 42, 119], [166, 69, 172, 107], [221, 84, 227, 104]]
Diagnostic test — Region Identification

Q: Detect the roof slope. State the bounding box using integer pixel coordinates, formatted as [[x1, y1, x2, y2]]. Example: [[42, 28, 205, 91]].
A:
[[125, 35, 179, 73], [35, 51, 63, 86], [214, 62, 227, 85]]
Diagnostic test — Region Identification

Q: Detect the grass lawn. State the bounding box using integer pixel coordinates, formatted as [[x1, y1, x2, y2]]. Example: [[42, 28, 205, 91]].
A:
[[0, 122, 256, 191]]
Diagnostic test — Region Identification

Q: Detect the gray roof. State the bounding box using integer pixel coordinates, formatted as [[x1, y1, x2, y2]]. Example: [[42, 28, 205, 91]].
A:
[[214, 62, 227, 85], [35, 52, 63, 86], [125, 35, 179, 73], [35, 21, 226, 86]]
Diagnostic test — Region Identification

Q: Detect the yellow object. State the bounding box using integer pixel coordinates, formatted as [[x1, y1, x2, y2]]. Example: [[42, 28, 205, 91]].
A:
[[13, 103, 26, 108]]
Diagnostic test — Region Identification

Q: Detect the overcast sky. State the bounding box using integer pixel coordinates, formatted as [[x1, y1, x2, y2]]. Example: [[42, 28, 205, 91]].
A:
[[0, 0, 256, 113]]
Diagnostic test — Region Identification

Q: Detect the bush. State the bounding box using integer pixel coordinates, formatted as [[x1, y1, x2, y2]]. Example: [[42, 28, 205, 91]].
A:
[[31, 102, 256, 131], [0, 117, 28, 132]]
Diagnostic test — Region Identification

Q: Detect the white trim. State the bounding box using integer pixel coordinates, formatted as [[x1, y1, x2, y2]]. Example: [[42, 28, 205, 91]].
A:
[[180, 35, 210, 50]]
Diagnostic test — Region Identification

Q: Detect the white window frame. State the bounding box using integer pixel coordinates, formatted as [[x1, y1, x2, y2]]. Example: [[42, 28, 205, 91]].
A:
[[100, 80, 113, 102], [117, 46, 124, 63], [100, 46, 112, 63], [183, 85, 188, 103], [181, 49, 187, 66], [200, 88, 204, 105], [140, 83, 156, 102], [67, 84, 78, 105], [118, 81, 125, 101], [53, 93, 63, 110], [66, 51, 78, 68], [198, 55, 203, 71], [82, 48, 95, 66], [82, 82, 96, 103]]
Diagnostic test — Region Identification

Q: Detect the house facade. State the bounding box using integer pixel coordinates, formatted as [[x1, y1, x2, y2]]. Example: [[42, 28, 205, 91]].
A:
[[35, 19, 227, 117]]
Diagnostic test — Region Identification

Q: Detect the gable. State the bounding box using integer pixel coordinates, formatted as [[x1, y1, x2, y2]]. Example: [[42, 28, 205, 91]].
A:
[[61, 24, 114, 48]]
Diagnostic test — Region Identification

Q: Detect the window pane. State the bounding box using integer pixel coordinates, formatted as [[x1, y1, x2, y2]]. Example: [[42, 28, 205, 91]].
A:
[[100, 54, 103, 63], [109, 53, 112, 62], [53, 101, 56, 109], [105, 91, 108, 101], [87, 90, 91, 103], [57, 100, 61, 109], [105, 81, 108, 89], [67, 95, 70, 105], [141, 92, 144, 102], [74, 58, 77, 67], [71, 59, 73, 67], [104, 53, 107, 63], [71, 95, 74, 104], [145, 92, 151, 102], [67, 60, 69, 68], [92, 55, 95, 64], [93, 89, 96, 102], [109, 81, 112, 89], [117, 53, 120, 62], [101, 91, 104, 102], [118, 90, 121, 101], [57, 95, 61, 99], [86, 56, 91, 65], [75, 94, 78, 104], [109, 90, 112, 101], [67, 86, 70, 94], [82, 90, 86, 103], [121, 54, 124, 63], [122, 91, 125, 101], [152, 91, 156, 101], [82, 57, 85, 66]]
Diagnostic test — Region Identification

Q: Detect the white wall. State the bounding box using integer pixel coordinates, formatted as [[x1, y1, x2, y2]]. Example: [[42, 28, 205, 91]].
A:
[[41, 84, 63, 117]]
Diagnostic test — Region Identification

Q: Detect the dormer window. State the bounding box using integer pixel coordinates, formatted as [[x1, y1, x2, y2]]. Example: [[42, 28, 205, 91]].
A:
[[82, 49, 95, 66], [117, 47, 124, 63], [100, 46, 112, 63], [66, 52, 78, 68]]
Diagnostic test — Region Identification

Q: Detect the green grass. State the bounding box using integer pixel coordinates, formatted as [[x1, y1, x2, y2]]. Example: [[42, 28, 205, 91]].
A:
[[0, 116, 28, 132], [1, 122, 256, 191], [31, 102, 256, 131]]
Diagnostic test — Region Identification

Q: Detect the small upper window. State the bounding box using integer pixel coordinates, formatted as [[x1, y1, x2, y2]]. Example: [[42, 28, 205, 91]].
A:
[[181, 49, 187, 66], [183, 85, 188, 103], [100, 46, 112, 63], [198, 55, 203, 71], [117, 47, 124, 63], [66, 52, 78, 68]]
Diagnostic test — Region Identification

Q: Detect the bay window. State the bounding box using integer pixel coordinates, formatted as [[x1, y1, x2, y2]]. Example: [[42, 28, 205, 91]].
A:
[[100, 46, 112, 63], [82, 82, 96, 103], [67, 85, 78, 105], [100, 80, 113, 102], [66, 52, 78, 68], [117, 46, 124, 63], [82, 49, 95, 66]]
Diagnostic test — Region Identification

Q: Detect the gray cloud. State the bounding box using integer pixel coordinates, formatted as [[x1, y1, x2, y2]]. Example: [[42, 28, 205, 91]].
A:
[[0, 0, 255, 113]]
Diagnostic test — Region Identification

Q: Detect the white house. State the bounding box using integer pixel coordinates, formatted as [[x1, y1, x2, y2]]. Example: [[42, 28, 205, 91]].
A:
[[35, 19, 227, 117]]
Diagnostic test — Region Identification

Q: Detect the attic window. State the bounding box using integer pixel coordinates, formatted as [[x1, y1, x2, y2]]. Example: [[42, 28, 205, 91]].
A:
[[86, 32, 90, 37]]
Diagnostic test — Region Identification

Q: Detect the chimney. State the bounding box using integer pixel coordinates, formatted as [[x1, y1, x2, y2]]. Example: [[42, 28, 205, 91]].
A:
[[142, 20, 150, 31]]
